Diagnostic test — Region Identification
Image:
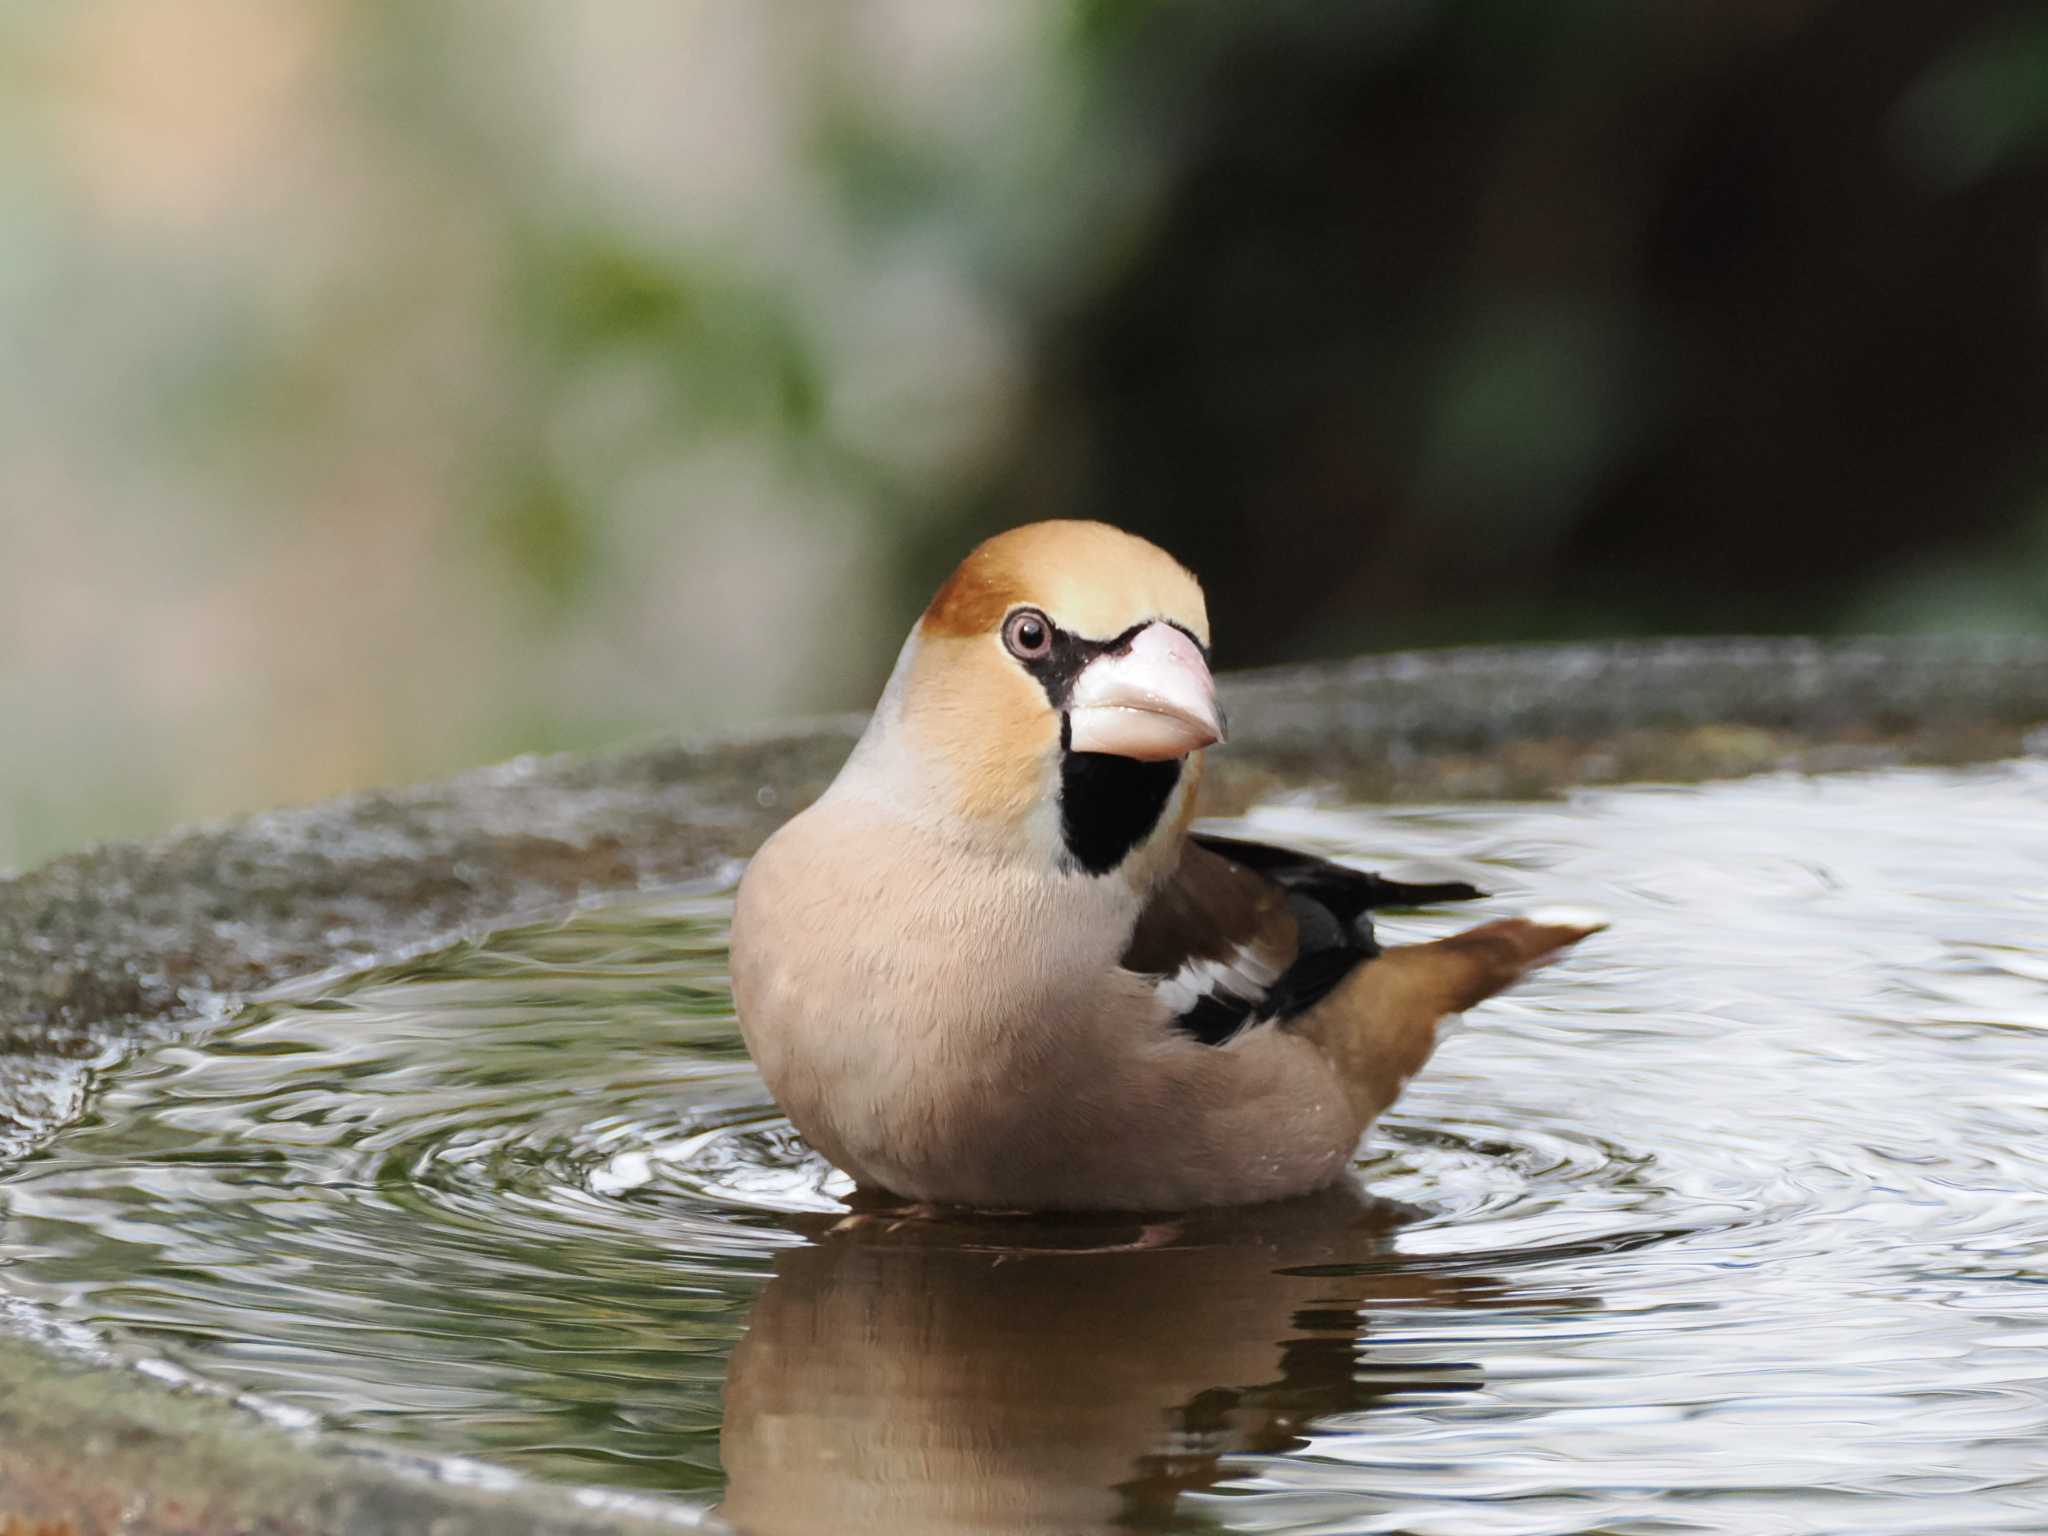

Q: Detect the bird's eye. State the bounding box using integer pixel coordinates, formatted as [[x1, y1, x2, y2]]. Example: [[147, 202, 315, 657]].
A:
[[1003, 608, 1053, 661]]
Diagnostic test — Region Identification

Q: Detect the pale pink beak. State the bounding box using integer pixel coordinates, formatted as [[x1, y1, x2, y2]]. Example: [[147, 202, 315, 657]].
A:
[[1066, 622, 1223, 761]]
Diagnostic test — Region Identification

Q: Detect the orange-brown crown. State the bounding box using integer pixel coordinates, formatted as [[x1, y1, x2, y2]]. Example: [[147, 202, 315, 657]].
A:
[[922, 521, 1209, 646]]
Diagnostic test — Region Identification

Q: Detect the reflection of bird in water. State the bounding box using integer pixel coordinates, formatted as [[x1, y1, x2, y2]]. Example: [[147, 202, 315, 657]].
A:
[[719, 1184, 1525, 1535]]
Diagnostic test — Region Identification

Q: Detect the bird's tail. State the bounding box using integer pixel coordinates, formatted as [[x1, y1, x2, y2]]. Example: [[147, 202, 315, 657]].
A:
[[1299, 910, 1607, 1123]]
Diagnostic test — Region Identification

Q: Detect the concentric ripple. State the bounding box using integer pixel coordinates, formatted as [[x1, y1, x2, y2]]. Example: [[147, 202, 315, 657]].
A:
[[3, 761, 2048, 1532]]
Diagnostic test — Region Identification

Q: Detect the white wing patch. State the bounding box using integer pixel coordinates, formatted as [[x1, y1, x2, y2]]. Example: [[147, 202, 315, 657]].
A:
[[1151, 943, 1283, 1018]]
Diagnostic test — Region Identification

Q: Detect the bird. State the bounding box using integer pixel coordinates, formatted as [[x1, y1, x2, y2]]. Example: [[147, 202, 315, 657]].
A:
[[730, 520, 1602, 1212]]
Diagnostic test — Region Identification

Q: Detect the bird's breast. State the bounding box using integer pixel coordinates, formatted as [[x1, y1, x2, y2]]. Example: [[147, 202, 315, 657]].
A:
[[730, 801, 1144, 1195]]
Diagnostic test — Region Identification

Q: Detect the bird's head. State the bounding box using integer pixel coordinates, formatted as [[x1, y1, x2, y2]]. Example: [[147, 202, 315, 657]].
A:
[[853, 521, 1221, 880]]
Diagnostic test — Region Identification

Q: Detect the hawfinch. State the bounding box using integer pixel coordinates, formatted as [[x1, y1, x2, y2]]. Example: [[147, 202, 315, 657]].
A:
[[731, 521, 1600, 1212]]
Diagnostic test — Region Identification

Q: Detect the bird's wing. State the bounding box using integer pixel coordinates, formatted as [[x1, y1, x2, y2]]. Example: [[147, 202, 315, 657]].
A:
[[1188, 833, 1485, 927], [1121, 833, 1485, 1045]]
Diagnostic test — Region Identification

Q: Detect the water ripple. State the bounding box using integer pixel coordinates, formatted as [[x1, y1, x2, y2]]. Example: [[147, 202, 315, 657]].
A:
[[2, 762, 2047, 1531]]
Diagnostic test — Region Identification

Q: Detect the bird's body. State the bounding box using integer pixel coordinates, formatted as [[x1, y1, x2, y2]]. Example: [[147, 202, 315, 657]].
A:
[[735, 793, 1363, 1210], [731, 521, 1599, 1212]]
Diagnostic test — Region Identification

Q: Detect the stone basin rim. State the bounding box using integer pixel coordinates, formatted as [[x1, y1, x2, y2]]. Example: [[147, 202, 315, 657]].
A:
[[7, 634, 2045, 1048]]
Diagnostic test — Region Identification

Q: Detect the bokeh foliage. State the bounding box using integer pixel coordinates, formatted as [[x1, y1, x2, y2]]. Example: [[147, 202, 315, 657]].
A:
[[2, 0, 2043, 869]]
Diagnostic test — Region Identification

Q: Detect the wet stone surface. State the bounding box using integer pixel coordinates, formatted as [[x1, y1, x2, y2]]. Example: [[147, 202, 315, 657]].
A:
[[6, 638, 2045, 1060]]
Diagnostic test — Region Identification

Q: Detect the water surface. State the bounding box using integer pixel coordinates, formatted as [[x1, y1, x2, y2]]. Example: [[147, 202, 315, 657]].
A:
[[4, 763, 2048, 1532]]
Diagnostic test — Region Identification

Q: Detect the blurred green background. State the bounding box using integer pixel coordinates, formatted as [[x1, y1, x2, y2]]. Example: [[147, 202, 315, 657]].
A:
[[4, 0, 2045, 872]]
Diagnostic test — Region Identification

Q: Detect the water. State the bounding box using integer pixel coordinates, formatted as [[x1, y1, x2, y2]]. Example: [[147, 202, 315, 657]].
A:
[[4, 762, 2048, 1533]]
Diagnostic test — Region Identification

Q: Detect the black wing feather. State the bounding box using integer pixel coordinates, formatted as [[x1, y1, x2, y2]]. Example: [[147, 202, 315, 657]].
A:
[[1136, 835, 1485, 1044], [1191, 834, 1486, 927]]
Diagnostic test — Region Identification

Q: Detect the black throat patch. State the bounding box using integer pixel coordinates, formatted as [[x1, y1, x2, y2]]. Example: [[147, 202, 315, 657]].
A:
[[1058, 737, 1180, 876]]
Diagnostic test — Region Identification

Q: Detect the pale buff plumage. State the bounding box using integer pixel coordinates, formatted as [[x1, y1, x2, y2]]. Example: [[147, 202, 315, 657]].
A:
[[730, 520, 1600, 1212]]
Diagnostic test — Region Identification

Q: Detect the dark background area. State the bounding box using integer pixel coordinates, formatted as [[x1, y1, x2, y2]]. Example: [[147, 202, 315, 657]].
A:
[[4, 0, 2044, 867], [954, 0, 2048, 662]]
